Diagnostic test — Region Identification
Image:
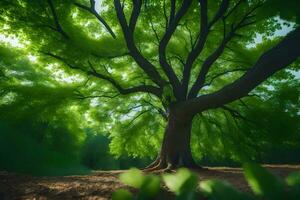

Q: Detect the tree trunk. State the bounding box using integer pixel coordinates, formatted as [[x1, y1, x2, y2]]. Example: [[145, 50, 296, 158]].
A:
[[145, 105, 199, 171]]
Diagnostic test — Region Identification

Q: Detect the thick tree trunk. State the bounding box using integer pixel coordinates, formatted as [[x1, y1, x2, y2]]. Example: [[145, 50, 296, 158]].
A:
[[145, 106, 199, 171]]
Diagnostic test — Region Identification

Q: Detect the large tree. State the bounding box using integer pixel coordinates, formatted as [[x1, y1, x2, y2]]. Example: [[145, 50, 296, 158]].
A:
[[0, 0, 299, 170]]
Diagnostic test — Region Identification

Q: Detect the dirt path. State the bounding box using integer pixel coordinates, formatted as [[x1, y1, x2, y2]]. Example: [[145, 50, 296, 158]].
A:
[[0, 165, 299, 200]]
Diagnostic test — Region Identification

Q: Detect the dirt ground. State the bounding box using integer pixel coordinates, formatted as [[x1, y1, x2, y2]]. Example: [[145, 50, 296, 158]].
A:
[[0, 165, 299, 200]]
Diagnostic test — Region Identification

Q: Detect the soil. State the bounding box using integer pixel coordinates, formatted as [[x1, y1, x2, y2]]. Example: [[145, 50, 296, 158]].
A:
[[0, 165, 299, 200]]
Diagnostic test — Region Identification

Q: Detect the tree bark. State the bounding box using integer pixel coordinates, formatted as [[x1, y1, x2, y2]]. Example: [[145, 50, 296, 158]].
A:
[[145, 105, 198, 171]]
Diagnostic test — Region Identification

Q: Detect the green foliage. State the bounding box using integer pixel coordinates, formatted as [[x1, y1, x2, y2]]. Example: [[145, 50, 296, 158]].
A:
[[163, 168, 199, 199], [114, 165, 300, 200], [243, 163, 285, 200], [117, 168, 161, 200], [0, 118, 89, 176], [286, 171, 300, 200], [190, 79, 300, 163], [286, 171, 300, 186], [137, 175, 161, 199], [120, 168, 146, 188], [81, 134, 120, 170], [162, 84, 176, 106], [258, 0, 300, 24], [112, 189, 133, 200], [114, 168, 203, 199], [200, 180, 254, 200]]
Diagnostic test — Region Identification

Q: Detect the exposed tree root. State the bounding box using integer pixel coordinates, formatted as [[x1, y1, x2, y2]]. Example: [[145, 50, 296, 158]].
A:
[[143, 157, 161, 170], [143, 157, 204, 173], [143, 165, 175, 173], [143, 158, 167, 172]]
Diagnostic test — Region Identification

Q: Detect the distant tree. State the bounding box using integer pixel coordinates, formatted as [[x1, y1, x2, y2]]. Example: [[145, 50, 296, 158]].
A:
[[0, 0, 299, 170]]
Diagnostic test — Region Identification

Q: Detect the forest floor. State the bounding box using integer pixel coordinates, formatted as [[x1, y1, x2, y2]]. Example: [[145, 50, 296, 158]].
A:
[[0, 165, 299, 200]]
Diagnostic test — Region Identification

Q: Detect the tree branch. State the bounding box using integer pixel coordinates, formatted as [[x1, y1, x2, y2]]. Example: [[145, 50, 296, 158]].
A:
[[129, 0, 142, 31], [208, 0, 229, 28], [89, 69, 162, 97], [223, 0, 244, 19], [188, 3, 261, 98], [126, 109, 150, 127], [149, 18, 160, 44], [181, 0, 208, 97], [92, 52, 130, 59], [143, 99, 168, 120], [183, 27, 300, 115], [74, 90, 120, 100], [203, 68, 248, 87], [159, 0, 192, 98], [182, 0, 230, 98], [221, 105, 254, 123], [114, 0, 166, 88], [169, 0, 176, 25], [74, 0, 116, 38], [163, 0, 169, 28], [46, 0, 69, 39], [43, 52, 162, 97]]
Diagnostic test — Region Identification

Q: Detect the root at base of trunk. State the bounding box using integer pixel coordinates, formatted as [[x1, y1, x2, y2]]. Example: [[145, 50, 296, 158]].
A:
[[143, 156, 202, 172], [143, 157, 168, 172]]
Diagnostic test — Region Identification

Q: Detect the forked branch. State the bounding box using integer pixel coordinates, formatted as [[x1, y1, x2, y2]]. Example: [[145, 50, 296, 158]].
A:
[[43, 52, 162, 97], [159, 0, 192, 98], [74, 0, 116, 38], [182, 0, 229, 97], [188, 3, 262, 98], [46, 0, 69, 39], [203, 68, 248, 87], [183, 27, 300, 115], [114, 0, 166, 88]]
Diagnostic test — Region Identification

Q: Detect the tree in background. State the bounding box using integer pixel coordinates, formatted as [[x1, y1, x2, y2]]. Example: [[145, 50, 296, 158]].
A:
[[0, 0, 299, 171]]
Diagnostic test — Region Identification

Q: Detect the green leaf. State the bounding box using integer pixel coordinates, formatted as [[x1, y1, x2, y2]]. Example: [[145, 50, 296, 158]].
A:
[[137, 175, 161, 200], [200, 179, 254, 200], [119, 168, 145, 188], [286, 171, 300, 186], [243, 163, 285, 200], [286, 171, 300, 200], [112, 189, 133, 200], [163, 168, 198, 199]]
